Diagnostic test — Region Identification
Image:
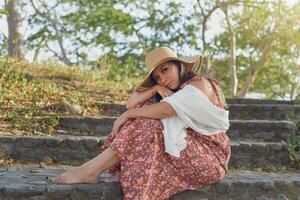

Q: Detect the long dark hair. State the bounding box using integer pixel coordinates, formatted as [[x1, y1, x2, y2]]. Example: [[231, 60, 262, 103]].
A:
[[151, 60, 198, 102]]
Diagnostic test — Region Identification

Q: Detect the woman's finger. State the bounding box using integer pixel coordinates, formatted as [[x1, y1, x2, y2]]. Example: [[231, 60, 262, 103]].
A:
[[111, 123, 119, 137], [167, 92, 172, 96], [112, 124, 119, 137], [111, 115, 127, 137]]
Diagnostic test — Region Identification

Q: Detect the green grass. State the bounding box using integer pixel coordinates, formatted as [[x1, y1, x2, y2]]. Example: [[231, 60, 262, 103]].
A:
[[0, 57, 143, 136]]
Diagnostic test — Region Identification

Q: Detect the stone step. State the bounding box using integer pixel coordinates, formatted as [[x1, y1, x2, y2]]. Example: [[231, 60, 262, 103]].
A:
[[0, 167, 299, 200], [0, 135, 290, 169], [228, 120, 295, 142], [225, 98, 296, 105], [100, 102, 300, 120], [229, 104, 300, 120], [58, 117, 296, 142]]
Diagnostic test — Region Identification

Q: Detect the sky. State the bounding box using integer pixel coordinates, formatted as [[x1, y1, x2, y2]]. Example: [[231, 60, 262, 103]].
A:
[[0, 0, 298, 62]]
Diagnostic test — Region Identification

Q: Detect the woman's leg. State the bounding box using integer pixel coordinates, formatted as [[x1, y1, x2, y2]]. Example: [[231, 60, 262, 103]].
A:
[[53, 147, 120, 184]]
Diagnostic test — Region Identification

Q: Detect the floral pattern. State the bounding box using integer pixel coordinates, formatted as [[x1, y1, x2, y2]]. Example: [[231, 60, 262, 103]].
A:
[[100, 76, 231, 200]]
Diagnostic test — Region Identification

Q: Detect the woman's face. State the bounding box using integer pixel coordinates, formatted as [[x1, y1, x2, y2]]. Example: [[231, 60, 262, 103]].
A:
[[152, 62, 180, 90]]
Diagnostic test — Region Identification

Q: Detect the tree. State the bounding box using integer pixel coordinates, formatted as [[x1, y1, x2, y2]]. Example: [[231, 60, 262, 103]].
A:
[[3, 0, 298, 100], [194, 0, 219, 74], [236, 1, 299, 98], [219, 1, 238, 97], [212, 0, 300, 99], [26, 0, 201, 66], [5, 0, 25, 58]]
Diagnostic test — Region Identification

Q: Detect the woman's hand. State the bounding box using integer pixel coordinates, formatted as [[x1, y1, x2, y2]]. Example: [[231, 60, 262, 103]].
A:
[[154, 85, 174, 98], [111, 112, 129, 137]]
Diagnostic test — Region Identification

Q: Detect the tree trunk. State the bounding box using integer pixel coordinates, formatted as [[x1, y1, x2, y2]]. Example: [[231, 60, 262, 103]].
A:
[[203, 56, 211, 75], [229, 31, 238, 96], [237, 39, 273, 98], [5, 0, 25, 58], [196, 0, 218, 75], [29, 0, 72, 65], [224, 8, 238, 97]]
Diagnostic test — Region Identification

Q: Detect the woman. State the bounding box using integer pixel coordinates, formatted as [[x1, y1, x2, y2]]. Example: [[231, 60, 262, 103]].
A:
[[53, 47, 231, 200]]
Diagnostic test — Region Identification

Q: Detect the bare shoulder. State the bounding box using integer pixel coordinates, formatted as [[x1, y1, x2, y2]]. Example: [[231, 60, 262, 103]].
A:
[[187, 79, 212, 97]]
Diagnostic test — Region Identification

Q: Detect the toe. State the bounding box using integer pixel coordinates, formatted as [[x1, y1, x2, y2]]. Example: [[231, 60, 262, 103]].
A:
[[58, 177, 64, 184], [54, 176, 61, 184], [57, 177, 63, 184], [53, 177, 58, 183]]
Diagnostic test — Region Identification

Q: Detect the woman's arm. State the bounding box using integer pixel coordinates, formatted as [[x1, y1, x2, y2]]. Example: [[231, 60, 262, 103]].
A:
[[125, 80, 214, 119], [111, 101, 176, 136], [125, 86, 157, 110], [125, 101, 177, 119], [126, 85, 174, 110], [112, 79, 216, 136], [126, 79, 214, 119]]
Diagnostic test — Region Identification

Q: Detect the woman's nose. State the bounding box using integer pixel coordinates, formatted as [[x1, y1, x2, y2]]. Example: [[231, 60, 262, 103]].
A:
[[161, 78, 168, 85]]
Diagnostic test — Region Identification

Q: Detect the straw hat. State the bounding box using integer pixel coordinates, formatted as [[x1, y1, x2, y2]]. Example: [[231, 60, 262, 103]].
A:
[[136, 47, 201, 91]]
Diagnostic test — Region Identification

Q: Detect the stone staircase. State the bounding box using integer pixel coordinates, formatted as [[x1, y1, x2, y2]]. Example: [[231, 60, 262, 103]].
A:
[[0, 99, 299, 199]]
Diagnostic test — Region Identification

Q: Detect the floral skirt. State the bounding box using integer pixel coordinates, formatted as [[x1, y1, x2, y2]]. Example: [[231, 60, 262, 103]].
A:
[[100, 101, 231, 200]]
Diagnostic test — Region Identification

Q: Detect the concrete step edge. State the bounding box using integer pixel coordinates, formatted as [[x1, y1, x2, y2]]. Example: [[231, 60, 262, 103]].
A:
[[58, 116, 297, 125], [0, 134, 291, 145], [0, 168, 299, 199]]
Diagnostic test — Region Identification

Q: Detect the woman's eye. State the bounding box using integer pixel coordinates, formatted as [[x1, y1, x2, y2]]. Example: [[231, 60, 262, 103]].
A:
[[162, 68, 167, 73]]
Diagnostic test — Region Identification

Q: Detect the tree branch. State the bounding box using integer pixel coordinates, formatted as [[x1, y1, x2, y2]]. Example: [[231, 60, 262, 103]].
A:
[[29, 0, 72, 65]]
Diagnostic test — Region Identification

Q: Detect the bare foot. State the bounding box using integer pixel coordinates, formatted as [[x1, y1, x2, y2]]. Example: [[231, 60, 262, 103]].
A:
[[103, 174, 120, 183], [53, 166, 99, 184]]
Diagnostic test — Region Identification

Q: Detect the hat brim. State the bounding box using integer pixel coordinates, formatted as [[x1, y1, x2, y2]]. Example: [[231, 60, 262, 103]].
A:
[[135, 55, 201, 92]]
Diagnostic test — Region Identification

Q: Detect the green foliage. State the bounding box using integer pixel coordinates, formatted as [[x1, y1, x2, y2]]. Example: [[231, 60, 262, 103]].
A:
[[26, 0, 201, 66], [211, 1, 300, 99], [27, 0, 136, 64], [2, 0, 300, 100], [0, 8, 8, 17], [96, 54, 146, 82], [0, 34, 8, 56], [287, 110, 300, 168], [254, 57, 300, 100]]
